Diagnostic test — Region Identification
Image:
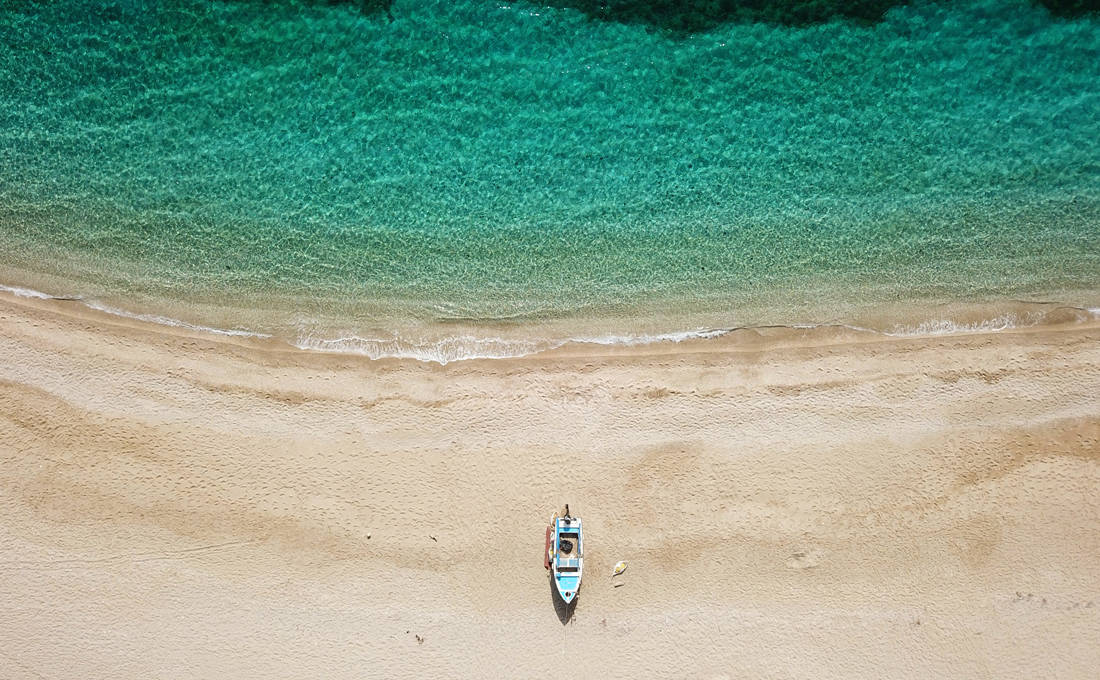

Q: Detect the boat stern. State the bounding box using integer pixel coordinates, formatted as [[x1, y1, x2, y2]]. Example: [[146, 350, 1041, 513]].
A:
[[555, 572, 581, 603]]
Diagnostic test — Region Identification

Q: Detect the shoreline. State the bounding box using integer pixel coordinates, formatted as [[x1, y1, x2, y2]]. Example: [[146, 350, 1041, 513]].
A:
[[3, 278, 1098, 364]]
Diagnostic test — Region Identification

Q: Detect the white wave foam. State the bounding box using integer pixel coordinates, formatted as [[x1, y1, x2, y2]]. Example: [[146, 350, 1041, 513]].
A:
[[0, 281, 270, 338], [6, 278, 1097, 363], [884, 306, 1100, 337], [0, 283, 61, 299], [295, 327, 731, 364], [571, 328, 730, 346], [0, 281, 261, 337], [884, 314, 1023, 337], [83, 301, 271, 338], [295, 333, 559, 364]]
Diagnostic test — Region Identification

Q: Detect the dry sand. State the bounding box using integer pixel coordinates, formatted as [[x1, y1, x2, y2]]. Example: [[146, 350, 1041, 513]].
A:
[[1, 292, 1098, 679]]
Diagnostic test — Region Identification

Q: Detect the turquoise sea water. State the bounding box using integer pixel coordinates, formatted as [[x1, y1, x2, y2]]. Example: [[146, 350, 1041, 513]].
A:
[[1, 0, 1098, 359]]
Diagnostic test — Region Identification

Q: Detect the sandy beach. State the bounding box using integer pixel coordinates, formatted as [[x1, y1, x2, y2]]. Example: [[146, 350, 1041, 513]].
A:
[[1, 291, 1098, 679]]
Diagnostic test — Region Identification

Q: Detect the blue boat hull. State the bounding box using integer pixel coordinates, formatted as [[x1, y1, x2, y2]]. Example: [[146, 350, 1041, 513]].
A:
[[549, 514, 583, 604]]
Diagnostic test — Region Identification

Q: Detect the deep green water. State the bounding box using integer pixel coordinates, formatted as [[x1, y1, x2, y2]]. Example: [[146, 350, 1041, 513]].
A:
[[1, 0, 1098, 358]]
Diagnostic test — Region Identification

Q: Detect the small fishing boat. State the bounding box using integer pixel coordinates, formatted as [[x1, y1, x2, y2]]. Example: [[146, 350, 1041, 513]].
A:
[[546, 505, 583, 604]]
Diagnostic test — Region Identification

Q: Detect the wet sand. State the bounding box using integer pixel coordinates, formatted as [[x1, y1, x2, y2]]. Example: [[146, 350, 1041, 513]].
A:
[[1, 291, 1098, 679]]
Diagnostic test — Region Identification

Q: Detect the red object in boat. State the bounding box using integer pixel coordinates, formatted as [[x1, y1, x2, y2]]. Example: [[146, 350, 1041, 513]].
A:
[[544, 525, 552, 570]]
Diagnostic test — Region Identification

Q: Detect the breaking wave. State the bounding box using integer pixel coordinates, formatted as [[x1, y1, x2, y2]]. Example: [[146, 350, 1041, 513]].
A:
[[292, 328, 732, 364], [82, 301, 272, 339]]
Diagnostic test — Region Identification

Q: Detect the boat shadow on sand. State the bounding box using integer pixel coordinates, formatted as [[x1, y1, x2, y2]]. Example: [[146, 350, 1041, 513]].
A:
[[550, 577, 578, 625]]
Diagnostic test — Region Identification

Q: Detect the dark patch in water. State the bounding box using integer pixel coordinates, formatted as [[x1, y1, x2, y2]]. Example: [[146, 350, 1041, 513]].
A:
[[277, 0, 1097, 31], [541, 1, 1097, 32], [542, 1, 911, 32], [222, 0, 394, 20], [311, 0, 394, 20], [1038, 1, 1100, 18]]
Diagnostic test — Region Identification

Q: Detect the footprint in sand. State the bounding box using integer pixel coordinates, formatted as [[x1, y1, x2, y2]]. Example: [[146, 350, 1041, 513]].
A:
[[786, 549, 822, 570]]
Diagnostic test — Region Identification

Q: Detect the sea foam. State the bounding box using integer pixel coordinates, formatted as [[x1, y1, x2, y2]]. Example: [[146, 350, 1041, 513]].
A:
[[0, 282, 268, 339], [3, 282, 1097, 365], [0, 283, 64, 300], [293, 327, 732, 364], [82, 301, 272, 339]]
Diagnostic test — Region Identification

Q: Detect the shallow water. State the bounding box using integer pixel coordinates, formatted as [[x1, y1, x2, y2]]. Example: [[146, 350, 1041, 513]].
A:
[[1, 0, 1097, 359]]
